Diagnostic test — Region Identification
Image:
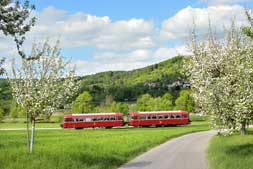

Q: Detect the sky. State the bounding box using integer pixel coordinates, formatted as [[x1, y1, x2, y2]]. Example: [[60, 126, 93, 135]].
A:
[[1, 0, 253, 75]]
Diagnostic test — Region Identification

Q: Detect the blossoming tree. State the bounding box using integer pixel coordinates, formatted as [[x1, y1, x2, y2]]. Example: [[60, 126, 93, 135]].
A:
[[0, 0, 36, 75], [0, 0, 36, 59], [9, 40, 79, 153], [185, 24, 253, 135]]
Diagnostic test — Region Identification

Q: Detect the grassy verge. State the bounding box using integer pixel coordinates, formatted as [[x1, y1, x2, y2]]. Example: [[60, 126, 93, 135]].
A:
[[0, 122, 209, 169], [208, 129, 253, 169], [0, 122, 61, 128]]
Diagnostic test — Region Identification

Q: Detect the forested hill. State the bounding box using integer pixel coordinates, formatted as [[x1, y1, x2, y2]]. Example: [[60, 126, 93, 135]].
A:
[[79, 56, 189, 104]]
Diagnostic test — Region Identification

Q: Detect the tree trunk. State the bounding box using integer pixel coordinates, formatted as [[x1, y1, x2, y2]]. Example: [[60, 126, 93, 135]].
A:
[[240, 121, 246, 135], [26, 112, 30, 152], [29, 118, 35, 153], [231, 119, 236, 130]]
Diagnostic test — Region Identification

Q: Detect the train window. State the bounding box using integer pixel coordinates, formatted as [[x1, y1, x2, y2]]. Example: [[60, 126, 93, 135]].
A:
[[158, 115, 163, 119], [92, 117, 97, 121], [79, 118, 83, 122], [183, 115, 188, 118], [86, 118, 92, 122], [140, 116, 146, 120], [131, 116, 137, 120], [104, 117, 110, 121], [118, 117, 122, 120], [164, 115, 169, 119], [152, 115, 157, 119], [64, 118, 74, 122], [147, 116, 151, 120], [110, 117, 116, 120], [176, 114, 182, 118], [97, 117, 102, 121], [170, 115, 175, 119]]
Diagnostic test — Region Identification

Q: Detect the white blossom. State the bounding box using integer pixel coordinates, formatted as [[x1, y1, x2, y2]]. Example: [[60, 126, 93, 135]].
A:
[[185, 23, 253, 135], [9, 39, 80, 120]]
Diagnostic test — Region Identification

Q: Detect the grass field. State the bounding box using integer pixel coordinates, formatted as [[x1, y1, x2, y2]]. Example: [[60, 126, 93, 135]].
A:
[[208, 130, 253, 169], [0, 122, 209, 169], [0, 122, 60, 128]]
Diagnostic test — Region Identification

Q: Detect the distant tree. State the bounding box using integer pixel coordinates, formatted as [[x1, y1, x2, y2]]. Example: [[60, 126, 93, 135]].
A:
[[136, 93, 174, 111], [109, 101, 129, 115], [174, 90, 194, 112], [109, 101, 118, 112], [70, 91, 93, 113], [118, 103, 129, 115], [129, 104, 137, 112], [136, 94, 153, 111], [161, 93, 173, 110], [0, 0, 36, 75], [9, 40, 79, 153], [152, 97, 162, 111]]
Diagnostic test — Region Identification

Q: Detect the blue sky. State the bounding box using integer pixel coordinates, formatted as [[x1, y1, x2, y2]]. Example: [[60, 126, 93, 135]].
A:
[[2, 0, 253, 75], [28, 0, 253, 21], [30, 0, 199, 22]]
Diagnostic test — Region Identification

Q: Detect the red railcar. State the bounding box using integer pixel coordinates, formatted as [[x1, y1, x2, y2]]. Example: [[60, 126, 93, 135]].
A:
[[62, 113, 124, 129], [128, 111, 190, 127]]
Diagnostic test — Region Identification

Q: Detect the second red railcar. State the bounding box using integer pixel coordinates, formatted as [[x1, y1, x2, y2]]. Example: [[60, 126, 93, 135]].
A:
[[128, 111, 190, 127]]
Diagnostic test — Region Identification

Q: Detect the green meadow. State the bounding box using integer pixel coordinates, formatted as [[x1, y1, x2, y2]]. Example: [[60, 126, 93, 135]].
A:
[[0, 122, 208, 169], [0, 122, 60, 129], [208, 130, 253, 169]]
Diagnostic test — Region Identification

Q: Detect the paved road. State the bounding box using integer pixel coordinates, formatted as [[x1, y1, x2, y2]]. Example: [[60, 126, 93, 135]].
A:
[[119, 130, 216, 169]]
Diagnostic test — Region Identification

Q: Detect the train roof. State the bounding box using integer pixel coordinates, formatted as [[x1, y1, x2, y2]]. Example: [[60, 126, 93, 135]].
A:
[[129, 111, 189, 116], [64, 112, 123, 118]]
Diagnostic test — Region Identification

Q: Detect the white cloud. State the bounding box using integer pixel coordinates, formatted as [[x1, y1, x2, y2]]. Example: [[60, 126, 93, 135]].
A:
[[160, 5, 249, 40], [202, 0, 253, 6], [154, 46, 192, 60], [73, 59, 155, 75], [93, 49, 152, 63], [23, 7, 155, 50], [75, 46, 190, 75]]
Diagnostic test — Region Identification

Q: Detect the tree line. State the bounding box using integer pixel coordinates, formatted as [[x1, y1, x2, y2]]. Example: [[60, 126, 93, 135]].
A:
[[68, 90, 194, 116]]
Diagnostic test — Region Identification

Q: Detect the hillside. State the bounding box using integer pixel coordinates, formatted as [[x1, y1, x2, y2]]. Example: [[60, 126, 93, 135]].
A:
[[80, 56, 189, 104]]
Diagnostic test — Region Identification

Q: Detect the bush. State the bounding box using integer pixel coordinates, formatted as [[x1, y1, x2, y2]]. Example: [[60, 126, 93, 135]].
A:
[[57, 115, 64, 123], [190, 114, 209, 122]]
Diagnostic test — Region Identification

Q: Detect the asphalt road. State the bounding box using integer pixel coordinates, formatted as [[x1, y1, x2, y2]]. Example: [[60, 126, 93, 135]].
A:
[[119, 130, 216, 169]]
